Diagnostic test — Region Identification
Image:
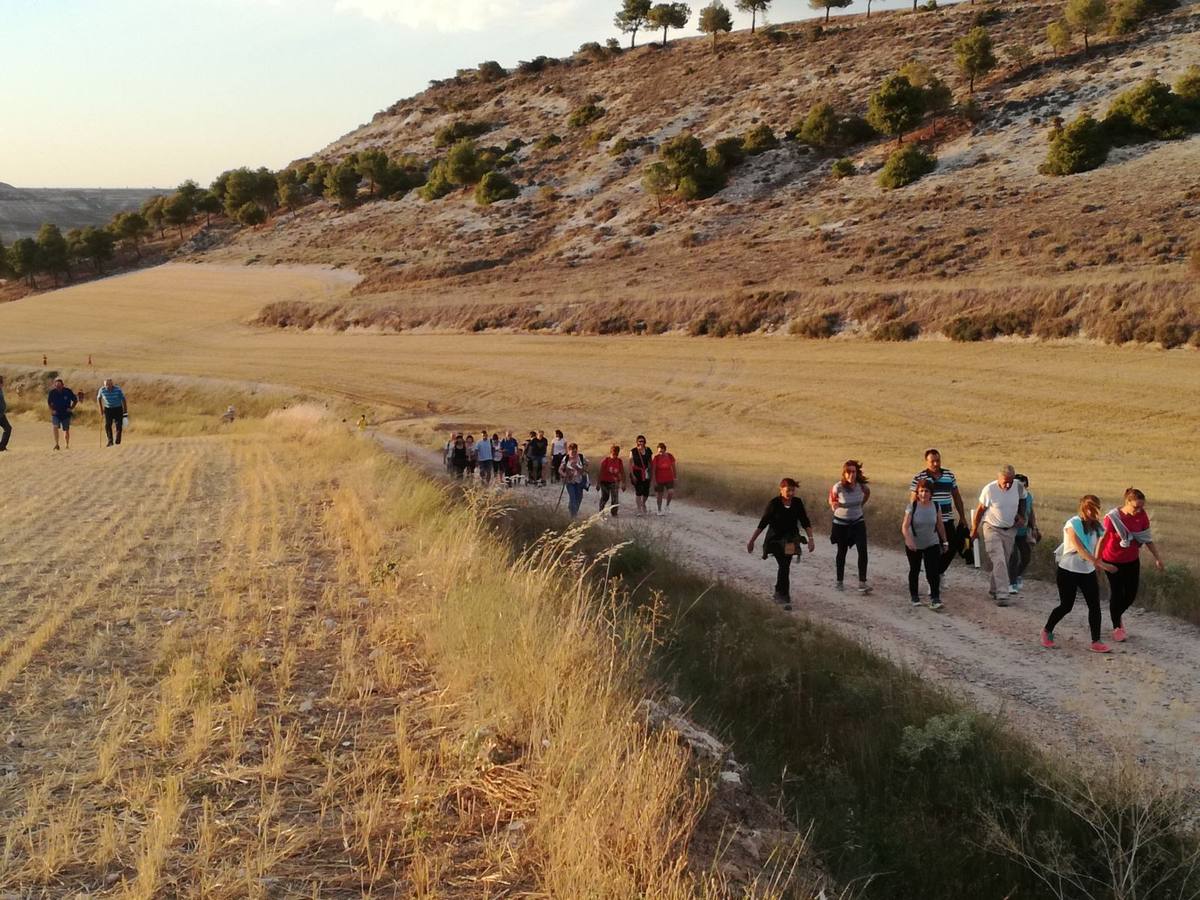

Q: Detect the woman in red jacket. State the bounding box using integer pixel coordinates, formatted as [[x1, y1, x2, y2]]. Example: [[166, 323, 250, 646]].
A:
[[652, 442, 677, 516]]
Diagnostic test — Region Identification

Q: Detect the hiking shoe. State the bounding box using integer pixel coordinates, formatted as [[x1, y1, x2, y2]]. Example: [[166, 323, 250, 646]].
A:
[[857, 582, 873, 595], [910, 596, 922, 607], [1040, 630, 1057, 649], [53, 445, 60, 451], [1088, 641, 1112, 654], [782, 602, 793, 612], [834, 581, 845, 592], [930, 599, 944, 611], [1009, 583, 1020, 593], [1112, 626, 1127, 643]]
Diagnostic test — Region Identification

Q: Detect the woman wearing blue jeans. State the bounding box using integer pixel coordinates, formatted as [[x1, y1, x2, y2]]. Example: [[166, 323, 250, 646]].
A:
[[559, 443, 589, 518]]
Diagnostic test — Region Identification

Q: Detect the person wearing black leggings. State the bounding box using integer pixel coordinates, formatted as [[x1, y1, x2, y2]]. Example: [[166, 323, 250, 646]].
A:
[[1042, 495, 1117, 653], [1097, 488, 1165, 643], [829, 460, 871, 594], [902, 479, 949, 609], [747, 478, 815, 611]]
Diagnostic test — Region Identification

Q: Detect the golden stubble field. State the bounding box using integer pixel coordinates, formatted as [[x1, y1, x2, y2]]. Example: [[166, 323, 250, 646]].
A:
[[3, 263, 1199, 563]]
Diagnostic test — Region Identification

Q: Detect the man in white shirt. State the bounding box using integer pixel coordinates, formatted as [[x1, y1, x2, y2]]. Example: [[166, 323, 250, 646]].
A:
[[970, 464, 1027, 605]]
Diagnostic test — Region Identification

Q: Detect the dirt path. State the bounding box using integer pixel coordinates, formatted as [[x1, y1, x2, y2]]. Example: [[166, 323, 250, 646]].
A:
[[374, 434, 1200, 790]]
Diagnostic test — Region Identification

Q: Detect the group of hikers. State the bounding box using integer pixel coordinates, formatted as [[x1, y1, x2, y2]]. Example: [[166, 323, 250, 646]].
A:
[[0, 374, 130, 451], [449, 435, 1164, 653], [443, 429, 678, 518], [745, 448, 1164, 653]]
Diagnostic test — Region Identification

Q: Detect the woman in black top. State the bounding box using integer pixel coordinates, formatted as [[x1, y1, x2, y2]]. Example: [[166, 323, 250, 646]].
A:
[[746, 478, 815, 610], [630, 435, 653, 517], [450, 435, 468, 479]]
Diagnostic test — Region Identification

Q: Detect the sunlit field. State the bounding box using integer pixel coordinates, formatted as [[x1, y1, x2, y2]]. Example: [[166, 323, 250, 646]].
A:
[[3, 263, 1198, 569]]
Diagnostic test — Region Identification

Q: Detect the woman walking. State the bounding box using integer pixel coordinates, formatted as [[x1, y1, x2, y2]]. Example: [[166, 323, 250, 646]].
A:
[[902, 478, 949, 609], [450, 434, 468, 479], [630, 435, 653, 517], [1041, 495, 1117, 652], [1098, 488, 1165, 643], [828, 460, 871, 593], [598, 444, 626, 516], [747, 478, 815, 611], [559, 443, 589, 518], [550, 430, 567, 483], [464, 434, 477, 480], [652, 442, 677, 515]]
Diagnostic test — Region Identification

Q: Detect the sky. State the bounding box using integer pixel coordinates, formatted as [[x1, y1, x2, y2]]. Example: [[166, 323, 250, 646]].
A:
[[3, 0, 917, 188]]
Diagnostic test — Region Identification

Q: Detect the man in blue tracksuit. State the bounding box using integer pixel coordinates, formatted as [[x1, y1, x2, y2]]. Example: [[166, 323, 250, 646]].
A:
[[47, 378, 77, 450], [96, 378, 128, 446]]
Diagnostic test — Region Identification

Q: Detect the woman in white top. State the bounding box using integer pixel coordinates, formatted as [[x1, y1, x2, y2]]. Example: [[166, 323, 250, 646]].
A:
[[550, 430, 568, 484], [1041, 495, 1117, 653]]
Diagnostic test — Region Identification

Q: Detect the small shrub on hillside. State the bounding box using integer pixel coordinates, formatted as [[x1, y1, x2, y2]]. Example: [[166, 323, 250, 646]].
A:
[[1107, 0, 1176, 35], [1040, 113, 1109, 175], [419, 162, 456, 200], [585, 128, 615, 148], [608, 136, 636, 156], [605, 37, 622, 52], [648, 133, 728, 203], [741, 124, 780, 155], [1176, 66, 1200, 106], [796, 102, 840, 148], [831, 157, 857, 179], [517, 55, 560, 75], [1047, 20, 1073, 55], [568, 103, 606, 128], [868, 75, 927, 143], [477, 60, 506, 82], [445, 139, 486, 185], [711, 137, 746, 168], [1006, 43, 1034, 68], [535, 134, 563, 151], [495, 154, 517, 169], [576, 41, 608, 62], [920, 0, 938, 11], [538, 185, 560, 203], [878, 145, 937, 189], [788, 311, 842, 338], [1103, 78, 1195, 141], [873, 319, 920, 341], [758, 24, 790, 43], [475, 172, 519, 205], [434, 119, 491, 149]]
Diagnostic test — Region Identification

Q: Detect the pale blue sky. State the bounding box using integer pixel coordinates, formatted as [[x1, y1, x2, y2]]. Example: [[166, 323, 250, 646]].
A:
[[4, 0, 918, 188]]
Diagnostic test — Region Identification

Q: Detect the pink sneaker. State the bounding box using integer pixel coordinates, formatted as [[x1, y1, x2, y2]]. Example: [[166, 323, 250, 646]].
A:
[[1088, 641, 1112, 654], [1040, 630, 1057, 649], [1112, 626, 1127, 643]]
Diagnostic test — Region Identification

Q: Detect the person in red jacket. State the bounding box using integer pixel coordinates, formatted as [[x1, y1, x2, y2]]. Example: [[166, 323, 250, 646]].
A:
[[598, 444, 627, 516], [1098, 487, 1165, 643], [652, 442, 677, 515]]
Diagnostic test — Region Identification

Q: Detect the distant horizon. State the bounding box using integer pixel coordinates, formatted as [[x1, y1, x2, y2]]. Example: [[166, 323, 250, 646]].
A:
[[5, 0, 947, 189]]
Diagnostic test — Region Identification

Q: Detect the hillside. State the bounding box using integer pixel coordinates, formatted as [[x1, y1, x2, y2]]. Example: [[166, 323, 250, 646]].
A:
[[0, 184, 161, 242], [190, 0, 1199, 340]]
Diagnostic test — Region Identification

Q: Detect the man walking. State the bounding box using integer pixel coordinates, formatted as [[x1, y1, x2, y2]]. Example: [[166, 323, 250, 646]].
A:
[[0, 375, 11, 452], [909, 448, 967, 575], [970, 464, 1027, 606], [97, 378, 128, 446], [47, 378, 77, 450], [475, 429, 493, 483]]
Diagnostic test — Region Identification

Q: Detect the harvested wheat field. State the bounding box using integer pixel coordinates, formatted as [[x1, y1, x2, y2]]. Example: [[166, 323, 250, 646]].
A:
[[4, 264, 1200, 574], [0, 416, 820, 897]]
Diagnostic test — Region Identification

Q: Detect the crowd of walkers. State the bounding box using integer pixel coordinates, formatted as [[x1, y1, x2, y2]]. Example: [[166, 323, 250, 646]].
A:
[[0, 374, 130, 452], [443, 429, 678, 519]]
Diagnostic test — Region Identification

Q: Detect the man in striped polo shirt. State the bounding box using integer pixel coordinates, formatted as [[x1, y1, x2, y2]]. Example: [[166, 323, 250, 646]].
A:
[[909, 448, 966, 575], [96, 378, 128, 447]]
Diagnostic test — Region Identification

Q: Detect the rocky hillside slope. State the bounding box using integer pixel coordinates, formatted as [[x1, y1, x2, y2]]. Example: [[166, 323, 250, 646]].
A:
[[193, 0, 1199, 341], [0, 184, 161, 242]]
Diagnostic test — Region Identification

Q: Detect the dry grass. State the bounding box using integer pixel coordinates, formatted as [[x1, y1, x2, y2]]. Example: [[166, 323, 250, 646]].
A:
[[0, 414, 821, 896]]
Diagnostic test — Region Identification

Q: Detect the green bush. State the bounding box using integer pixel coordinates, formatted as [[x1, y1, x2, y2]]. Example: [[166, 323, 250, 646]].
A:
[[474, 171, 519, 205], [444, 139, 486, 185], [878, 145, 937, 189], [1108, 0, 1176, 34], [899, 713, 977, 765], [419, 161, 456, 201], [831, 157, 856, 179], [788, 311, 842, 338], [796, 102, 839, 147], [434, 119, 491, 149], [710, 137, 746, 168], [477, 60, 506, 82], [567, 103, 606, 128], [873, 319, 920, 341], [1176, 65, 1200, 106], [535, 134, 563, 151], [608, 137, 636, 156], [1040, 113, 1109, 175], [1104, 79, 1195, 141], [945, 316, 985, 342], [741, 123, 780, 155]]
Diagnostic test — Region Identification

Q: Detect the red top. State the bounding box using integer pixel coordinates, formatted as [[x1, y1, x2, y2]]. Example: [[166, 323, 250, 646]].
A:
[[1098, 509, 1150, 564], [652, 453, 676, 483], [600, 457, 625, 484]]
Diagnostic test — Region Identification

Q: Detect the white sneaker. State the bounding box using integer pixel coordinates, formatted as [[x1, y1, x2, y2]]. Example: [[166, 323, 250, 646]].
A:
[[1007, 585, 1019, 596]]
